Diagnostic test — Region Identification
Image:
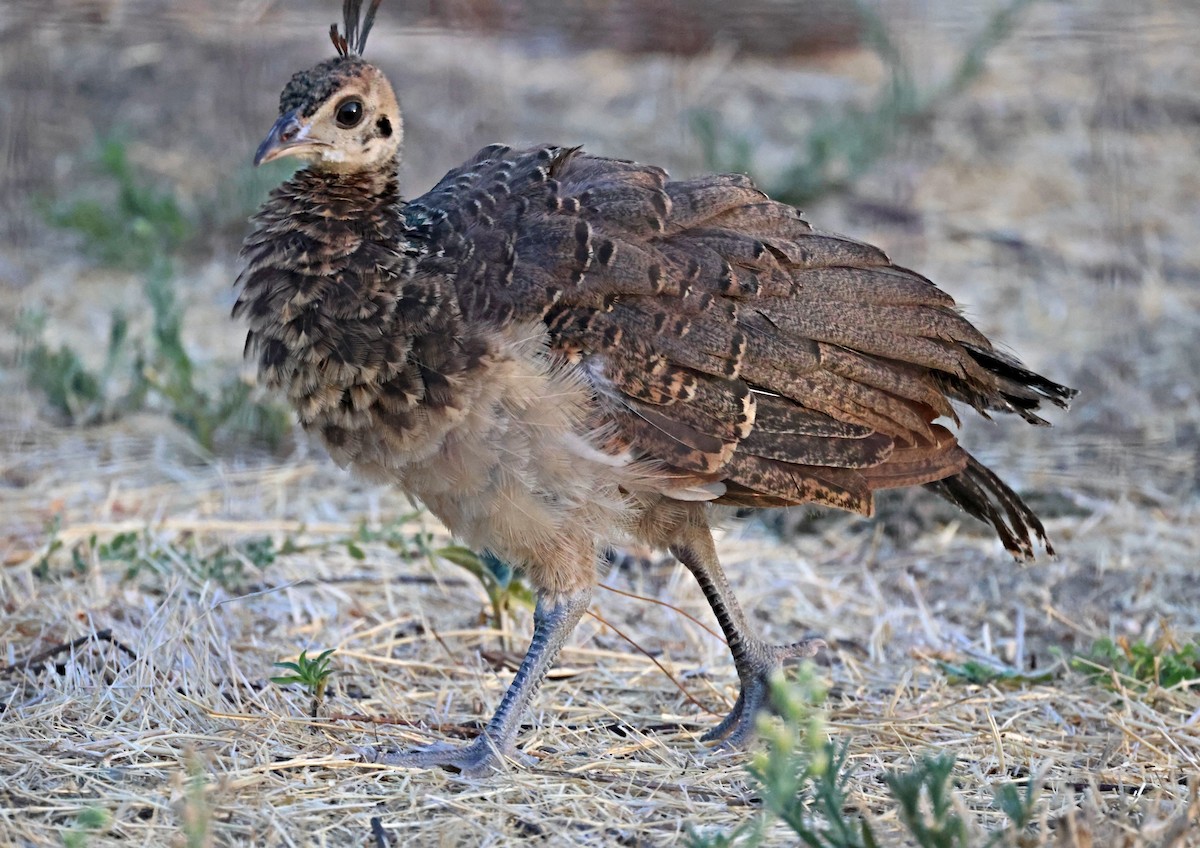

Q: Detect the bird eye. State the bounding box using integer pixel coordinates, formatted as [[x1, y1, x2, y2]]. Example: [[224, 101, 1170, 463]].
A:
[[334, 98, 364, 129]]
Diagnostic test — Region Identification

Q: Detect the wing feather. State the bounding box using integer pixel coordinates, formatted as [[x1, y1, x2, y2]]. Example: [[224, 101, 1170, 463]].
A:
[[407, 146, 1076, 555]]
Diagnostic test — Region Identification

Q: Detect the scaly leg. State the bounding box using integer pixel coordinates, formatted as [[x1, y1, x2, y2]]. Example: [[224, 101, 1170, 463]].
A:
[[671, 524, 825, 746], [367, 586, 591, 776]]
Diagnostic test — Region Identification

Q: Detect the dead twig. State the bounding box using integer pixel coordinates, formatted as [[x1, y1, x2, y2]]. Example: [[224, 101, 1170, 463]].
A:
[[0, 628, 139, 678]]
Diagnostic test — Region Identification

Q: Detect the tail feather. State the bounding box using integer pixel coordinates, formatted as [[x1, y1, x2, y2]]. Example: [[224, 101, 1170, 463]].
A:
[[925, 452, 1052, 560], [964, 344, 1079, 424]]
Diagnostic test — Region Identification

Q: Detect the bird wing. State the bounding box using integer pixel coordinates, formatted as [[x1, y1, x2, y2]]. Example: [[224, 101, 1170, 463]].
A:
[[406, 145, 1074, 537]]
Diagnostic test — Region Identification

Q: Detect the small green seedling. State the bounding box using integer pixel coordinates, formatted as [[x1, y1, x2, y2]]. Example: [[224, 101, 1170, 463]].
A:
[[435, 546, 533, 647], [1071, 634, 1200, 691], [937, 659, 1055, 688], [272, 648, 336, 717], [688, 666, 1043, 848], [885, 754, 970, 848], [63, 807, 111, 848]]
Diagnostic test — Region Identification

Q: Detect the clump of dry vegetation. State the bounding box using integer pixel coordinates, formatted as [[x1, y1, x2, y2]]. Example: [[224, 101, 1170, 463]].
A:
[[2, 0, 1199, 845]]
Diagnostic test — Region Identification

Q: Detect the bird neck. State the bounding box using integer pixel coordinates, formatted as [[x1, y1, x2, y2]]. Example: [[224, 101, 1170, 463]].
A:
[[289, 161, 401, 210], [236, 158, 426, 403]]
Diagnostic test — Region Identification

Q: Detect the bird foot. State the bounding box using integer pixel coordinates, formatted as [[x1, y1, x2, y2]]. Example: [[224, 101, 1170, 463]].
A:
[[702, 637, 826, 747], [361, 735, 534, 778]]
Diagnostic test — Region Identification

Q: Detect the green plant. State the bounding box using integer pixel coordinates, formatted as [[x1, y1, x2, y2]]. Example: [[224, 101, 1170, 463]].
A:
[[1071, 634, 1200, 691], [28, 134, 293, 451], [688, 666, 879, 848], [272, 648, 336, 717], [62, 807, 110, 848], [98, 530, 146, 574], [338, 515, 432, 558], [885, 755, 970, 847], [134, 260, 292, 451], [18, 308, 132, 426], [30, 526, 276, 590], [34, 518, 428, 589], [47, 135, 190, 270], [247, 515, 430, 565], [31, 515, 65, 581], [21, 260, 293, 451], [688, 668, 1043, 848], [991, 777, 1041, 836], [937, 659, 1055, 687], [435, 546, 534, 646], [691, 0, 1035, 206], [179, 752, 213, 848], [235, 536, 278, 571], [124, 532, 270, 588], [750, 671, 875, 847], [887, 755, 1042, 848]]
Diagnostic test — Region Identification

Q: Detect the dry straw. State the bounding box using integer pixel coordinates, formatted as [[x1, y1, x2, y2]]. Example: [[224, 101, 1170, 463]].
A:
[[3, 0, 1200, 844]]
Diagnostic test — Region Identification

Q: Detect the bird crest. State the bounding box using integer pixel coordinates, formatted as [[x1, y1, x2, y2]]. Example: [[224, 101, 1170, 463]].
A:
[[330, 0, 384, 57]]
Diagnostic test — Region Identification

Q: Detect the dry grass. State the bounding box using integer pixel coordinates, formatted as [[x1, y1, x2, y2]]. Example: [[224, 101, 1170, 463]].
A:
[[2, 1, 1199, 845]]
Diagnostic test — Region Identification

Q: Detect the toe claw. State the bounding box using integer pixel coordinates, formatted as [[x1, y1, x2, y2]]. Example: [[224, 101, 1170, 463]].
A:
[[702, 637, 826, 748], [700, 688, 745, 742]]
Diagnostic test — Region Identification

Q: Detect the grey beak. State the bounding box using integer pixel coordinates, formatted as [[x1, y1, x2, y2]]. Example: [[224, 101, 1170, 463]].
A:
[[254, 110, 305, 167]]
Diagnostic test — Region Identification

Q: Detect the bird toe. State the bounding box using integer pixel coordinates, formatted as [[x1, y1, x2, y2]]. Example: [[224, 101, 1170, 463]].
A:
[[361, 735, 526, 777], [702, 637, 827, 747], [770, 638, 827, 662]]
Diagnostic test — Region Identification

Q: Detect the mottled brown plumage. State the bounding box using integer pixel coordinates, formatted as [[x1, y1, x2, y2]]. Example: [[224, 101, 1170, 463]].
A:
[[237, 1, 1077, 775]]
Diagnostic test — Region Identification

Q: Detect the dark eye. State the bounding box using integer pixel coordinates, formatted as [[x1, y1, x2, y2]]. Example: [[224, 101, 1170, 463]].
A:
[[334, 98, 364, 129]]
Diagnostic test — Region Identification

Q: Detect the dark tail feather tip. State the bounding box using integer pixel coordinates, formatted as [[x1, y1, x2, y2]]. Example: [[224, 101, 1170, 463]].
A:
[[927, 454, 1054, 561]]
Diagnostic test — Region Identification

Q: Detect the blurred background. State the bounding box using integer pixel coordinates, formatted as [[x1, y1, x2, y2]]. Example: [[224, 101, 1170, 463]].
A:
[[2, 0, 1197, 501], [0, 0, 1194, 566], [1, 0, 1197, 572], [1, 2, 1198, 843]]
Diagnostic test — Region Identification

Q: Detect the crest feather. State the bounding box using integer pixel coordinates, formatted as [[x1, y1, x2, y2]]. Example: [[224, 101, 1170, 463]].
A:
[[330, 0, 384, 57]]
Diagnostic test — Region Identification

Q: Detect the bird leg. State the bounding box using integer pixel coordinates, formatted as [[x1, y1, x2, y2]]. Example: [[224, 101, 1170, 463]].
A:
[[670, 526, 825, 746], [367, 586, 592, 777]]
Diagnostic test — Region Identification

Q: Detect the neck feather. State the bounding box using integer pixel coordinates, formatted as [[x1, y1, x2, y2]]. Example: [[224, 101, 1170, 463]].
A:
[[234, 162, 422, 399]]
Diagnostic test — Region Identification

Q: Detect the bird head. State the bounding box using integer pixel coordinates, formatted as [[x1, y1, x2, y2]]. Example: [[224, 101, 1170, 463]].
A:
[[254, 0, 401, 173]]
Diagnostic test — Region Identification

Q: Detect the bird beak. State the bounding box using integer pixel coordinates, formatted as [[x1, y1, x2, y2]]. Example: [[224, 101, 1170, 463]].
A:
[[254, 110, 318, 166]]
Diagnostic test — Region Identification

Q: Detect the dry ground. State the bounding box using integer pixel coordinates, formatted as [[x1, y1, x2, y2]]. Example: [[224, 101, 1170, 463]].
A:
[[2, 0, 1199, 845]]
